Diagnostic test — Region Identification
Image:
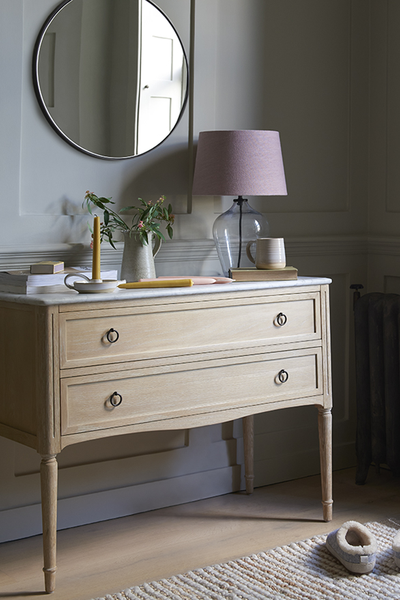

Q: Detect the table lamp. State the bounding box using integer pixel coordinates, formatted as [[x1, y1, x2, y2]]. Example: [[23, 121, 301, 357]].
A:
[[192, 130, 287, 276]]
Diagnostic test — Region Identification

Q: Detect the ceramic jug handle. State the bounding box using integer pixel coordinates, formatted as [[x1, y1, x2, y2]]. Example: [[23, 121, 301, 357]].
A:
[[246, 240, 256, 264], [153, 236, 162, 257]]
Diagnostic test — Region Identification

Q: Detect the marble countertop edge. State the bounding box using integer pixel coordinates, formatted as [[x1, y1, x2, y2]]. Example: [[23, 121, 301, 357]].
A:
[[0, 277, 332, 306]]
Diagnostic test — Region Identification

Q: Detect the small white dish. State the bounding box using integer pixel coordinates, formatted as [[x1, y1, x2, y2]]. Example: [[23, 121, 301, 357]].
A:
[[213, 277, 234, 284], [64, 273, 124, 293]]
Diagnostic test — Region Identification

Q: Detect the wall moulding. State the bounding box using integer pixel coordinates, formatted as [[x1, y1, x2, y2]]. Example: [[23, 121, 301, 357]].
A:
[[0, 239, 218, 273], [0, 236, 377, 273], [367, 236, 400, 256], [285, 236, 368, 257]]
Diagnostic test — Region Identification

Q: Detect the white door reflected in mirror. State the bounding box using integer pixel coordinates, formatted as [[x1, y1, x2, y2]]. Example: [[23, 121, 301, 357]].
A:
[[137, 0, 187, 154]]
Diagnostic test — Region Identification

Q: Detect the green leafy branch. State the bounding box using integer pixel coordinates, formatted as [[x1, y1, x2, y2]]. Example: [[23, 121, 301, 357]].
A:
[[84, 191, 174, 248]]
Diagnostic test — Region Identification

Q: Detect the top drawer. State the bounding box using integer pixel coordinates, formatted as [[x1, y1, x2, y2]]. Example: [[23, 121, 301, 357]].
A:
[[59, 292, 321, 370]]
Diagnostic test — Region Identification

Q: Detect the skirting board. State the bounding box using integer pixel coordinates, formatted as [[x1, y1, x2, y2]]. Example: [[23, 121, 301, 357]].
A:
[[0, 465, 242, 543]]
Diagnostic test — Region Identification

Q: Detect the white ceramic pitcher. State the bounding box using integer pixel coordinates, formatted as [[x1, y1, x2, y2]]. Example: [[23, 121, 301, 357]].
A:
[[120, 232, 161, 282]]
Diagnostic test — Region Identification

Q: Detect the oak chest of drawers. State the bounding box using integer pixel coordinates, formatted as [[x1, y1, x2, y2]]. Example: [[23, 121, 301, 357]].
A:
[[0, 277, 332, 593]]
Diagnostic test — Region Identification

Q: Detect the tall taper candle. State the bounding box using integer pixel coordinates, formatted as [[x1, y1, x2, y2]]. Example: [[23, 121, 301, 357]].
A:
[[92, 216, 101, 281]]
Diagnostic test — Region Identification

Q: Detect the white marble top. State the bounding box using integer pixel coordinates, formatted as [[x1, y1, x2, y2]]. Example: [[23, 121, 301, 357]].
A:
[[0, 276, 332, 306]]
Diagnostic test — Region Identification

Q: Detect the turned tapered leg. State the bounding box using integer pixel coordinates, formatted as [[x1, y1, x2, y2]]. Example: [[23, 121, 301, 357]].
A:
[[40, 454, 58, 593], [317, 407, 333, 522], [243, 415, 254, 494]]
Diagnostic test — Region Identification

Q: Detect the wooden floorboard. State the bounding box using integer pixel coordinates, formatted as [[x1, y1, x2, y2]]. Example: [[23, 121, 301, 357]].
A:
[[1, 467, 400, 599]]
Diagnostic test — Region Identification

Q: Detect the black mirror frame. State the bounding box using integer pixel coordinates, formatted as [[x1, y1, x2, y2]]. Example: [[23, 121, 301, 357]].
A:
[[32, 0, 190, 160]]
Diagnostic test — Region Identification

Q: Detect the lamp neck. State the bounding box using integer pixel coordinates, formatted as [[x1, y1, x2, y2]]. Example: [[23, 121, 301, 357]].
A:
[[235, 197, 247, 268], [234, 196, 248, 206]]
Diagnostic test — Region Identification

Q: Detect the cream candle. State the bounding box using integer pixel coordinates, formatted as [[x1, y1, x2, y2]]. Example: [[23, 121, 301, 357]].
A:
[[92, 216, 101, 281]]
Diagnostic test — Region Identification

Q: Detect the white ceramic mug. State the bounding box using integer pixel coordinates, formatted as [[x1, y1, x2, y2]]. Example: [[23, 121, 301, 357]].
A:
[[246, 237, 286, 269]]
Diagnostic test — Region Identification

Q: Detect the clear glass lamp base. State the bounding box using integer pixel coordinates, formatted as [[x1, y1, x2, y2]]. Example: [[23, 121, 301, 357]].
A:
[[212, 198, 269, 276]]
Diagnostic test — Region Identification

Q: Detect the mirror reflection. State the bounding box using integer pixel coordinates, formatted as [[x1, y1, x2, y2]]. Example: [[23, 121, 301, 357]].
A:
[[33, 0, 189, 159]]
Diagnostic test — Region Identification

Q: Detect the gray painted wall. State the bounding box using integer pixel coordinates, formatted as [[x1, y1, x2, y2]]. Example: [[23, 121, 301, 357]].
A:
[[0, 0, 397, 542]]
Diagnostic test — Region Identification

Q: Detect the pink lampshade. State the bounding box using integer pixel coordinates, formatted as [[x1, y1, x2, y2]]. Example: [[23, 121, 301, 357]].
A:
[[192, 130, 287, 197]]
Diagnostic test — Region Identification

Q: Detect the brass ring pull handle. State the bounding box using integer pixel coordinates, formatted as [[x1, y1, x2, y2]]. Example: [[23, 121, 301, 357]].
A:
[[106, 328, 119, 343], [278, 369, 289, 383], [276, 312, 287, 326], [109, 392, 123, 407]]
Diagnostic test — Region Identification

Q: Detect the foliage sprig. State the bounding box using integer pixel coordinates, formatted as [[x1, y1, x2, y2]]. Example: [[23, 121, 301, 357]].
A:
[[84, 191, 174, 248]]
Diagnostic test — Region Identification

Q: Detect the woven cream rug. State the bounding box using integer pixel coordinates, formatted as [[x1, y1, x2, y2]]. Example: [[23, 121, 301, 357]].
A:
[[93, 519, 400, 599]]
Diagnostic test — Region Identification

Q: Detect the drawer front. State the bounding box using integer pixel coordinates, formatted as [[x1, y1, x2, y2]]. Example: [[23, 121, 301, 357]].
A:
[[60, 348, 322, 435], [59, 294, 321, 369]]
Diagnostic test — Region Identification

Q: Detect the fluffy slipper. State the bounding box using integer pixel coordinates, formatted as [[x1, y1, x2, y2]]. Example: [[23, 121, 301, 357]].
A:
[[326, 521, 378, 574]]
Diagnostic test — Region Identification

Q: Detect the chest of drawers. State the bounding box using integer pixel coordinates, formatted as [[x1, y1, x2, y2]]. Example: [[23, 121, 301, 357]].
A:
[[0, 277, 332, 593]]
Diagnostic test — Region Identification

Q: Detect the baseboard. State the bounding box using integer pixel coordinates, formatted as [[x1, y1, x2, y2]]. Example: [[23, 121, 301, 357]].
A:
[[0, 465, 242, 543]]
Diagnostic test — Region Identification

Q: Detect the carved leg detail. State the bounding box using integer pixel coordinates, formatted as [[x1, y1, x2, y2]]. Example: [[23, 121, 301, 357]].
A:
[[317, 407, 333, 522], [40, 454, 58, 594], [243, 415, 254, 494]]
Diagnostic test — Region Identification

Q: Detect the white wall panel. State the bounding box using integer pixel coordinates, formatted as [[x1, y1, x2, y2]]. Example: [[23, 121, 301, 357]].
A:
[[370, 1, 400, 234], [209, 0, 369, 240]]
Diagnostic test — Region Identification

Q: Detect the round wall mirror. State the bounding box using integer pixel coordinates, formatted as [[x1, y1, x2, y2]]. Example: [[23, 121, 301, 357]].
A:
[[33, 0, 189, 159]]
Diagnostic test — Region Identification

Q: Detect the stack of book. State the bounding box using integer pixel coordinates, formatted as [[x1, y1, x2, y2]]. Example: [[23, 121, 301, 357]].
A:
[[0, 267, 118, 294], [30, 260, 65, 274], [229, 266, 298, 281]]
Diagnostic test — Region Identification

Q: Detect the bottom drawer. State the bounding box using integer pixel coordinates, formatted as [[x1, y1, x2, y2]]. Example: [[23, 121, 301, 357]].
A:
[[60, 349, 322, 435]]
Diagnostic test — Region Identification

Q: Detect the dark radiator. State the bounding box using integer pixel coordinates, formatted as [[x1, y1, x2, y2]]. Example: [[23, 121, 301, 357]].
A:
[[354, 291, 400, 484]]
